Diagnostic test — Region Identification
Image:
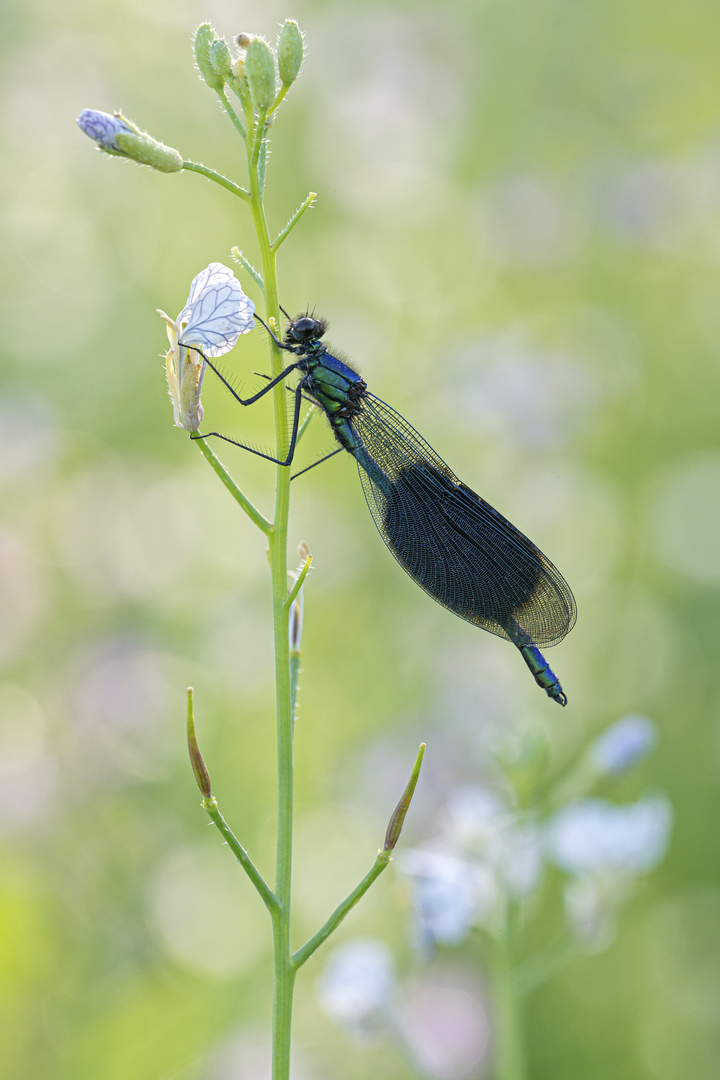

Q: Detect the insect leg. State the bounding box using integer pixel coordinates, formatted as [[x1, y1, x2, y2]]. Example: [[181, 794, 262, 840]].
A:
[[192, 381, 304, 467], [291, 447, 344, 481], [253, 312, 297, 352], [187, 347, 299, 406]]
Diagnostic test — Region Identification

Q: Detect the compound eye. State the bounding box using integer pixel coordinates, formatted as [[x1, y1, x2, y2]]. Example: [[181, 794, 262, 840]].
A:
[[289, 316, 317, 341]]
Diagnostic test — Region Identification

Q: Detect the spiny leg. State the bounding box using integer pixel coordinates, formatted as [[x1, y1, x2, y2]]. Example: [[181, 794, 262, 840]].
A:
[[192, 381, 305, 467]]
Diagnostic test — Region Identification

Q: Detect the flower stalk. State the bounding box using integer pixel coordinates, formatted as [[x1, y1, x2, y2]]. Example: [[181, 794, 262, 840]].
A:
[[79, 21, 423, 1080]]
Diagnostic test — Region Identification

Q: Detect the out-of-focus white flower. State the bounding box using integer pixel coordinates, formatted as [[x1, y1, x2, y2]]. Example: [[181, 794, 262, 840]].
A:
[[590, 714, 657, 775], [398, 848, 498, 949], [545, 795, 673, 877], [441, 786, 512, 859], [501, 821, 544, 899], [546, 795, 672, 951], [316, 938, 395, 1042], [441, 786, 544, 899], [562, 874, 633, 951], [157, 263, 255, 431]]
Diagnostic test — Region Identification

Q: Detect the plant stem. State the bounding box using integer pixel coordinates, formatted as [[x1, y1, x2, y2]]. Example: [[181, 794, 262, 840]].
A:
[[243, 118, 296, 1080], [493, 900, 526, 1080], [202, 796, 278, 912], [292, 852, 391, 968], [181, 160, 250, 200], [192, 435, 271, 533]]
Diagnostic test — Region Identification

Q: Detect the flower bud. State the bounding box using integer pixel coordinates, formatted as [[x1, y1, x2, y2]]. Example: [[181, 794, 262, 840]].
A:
[[209, 38, 233, 82], [114, 129, 183, 173], [76, 109, 131, 152], [186, 688, 212, 799], [245, 37, 277, 111], [77, 110, 183, 173], [277, 20, 304, 87], [194, 23, 224, 91], [236, 33, 252, 49]]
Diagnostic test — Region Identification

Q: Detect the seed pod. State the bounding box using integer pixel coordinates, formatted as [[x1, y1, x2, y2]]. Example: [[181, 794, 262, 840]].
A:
[[245, 37, 276, 111], [277, 20, 304, 87], [194, 23, 224, 92]]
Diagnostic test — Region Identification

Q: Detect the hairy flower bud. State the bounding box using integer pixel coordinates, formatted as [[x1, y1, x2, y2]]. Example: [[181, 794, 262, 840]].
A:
[[76, 109, 131, 151], [277, 20, 304, 87], [209, 38, 233, 82], [194, 23, 224, 91], [77, 110, 182, 172], [245, 37, 276, 111], [114, 130, 183, 173]]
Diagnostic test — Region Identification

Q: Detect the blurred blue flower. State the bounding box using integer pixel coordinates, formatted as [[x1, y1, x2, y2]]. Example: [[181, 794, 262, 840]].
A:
[[316, 938, 396, 1042], [545, 795, 673, 877], [590, 714, 657, 775], [76, 109, 132, 151], [398, 849, 497, 949]]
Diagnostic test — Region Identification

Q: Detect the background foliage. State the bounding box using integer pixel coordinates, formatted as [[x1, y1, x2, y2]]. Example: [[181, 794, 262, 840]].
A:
[[2, 0, 720, 1077]]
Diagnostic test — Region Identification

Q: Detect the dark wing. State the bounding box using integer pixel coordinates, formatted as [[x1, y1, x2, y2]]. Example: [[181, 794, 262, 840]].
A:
[[349, 394, 576, 648]]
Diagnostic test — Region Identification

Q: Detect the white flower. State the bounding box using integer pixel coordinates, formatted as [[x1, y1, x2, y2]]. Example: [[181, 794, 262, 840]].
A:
[[157, 263, 254, 431], [546, 795, 672, 950], [441, 786, 544, 899], [316, 938, 395, 1042], [545, 795, 673, 878]]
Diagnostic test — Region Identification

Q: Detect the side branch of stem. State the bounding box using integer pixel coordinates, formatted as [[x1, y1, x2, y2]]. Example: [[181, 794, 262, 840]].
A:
[[192, 436, 272, 534], [292, 852, 391, 969], [203, 796, 279, 913], [182, 160, 250, 201]]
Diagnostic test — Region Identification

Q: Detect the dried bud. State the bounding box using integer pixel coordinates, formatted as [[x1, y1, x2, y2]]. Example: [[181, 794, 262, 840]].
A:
[[245, 37, 276, 111], [236, 32, 252, 49], [194, 23, 224, 92], [277, 20, 304, 87]]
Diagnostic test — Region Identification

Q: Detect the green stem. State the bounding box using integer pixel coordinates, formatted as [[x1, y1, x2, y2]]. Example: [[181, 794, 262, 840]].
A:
[[192, 436, 271, 534], [230, 247, 264, 290], [217, 87, 247, 139], [493, 900, 526, 1080], [285, 555, 312, 610], [243, 112, 296, 1080], [202, 796, 278, 912], [181, 160, 250, 200], [514, 933, 575, 996], [272, 192, 317, 252], [292, 852, 391, 968]]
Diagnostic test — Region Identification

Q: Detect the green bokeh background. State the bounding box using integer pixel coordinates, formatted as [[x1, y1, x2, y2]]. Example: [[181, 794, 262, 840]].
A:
[[2, 0, 720, 1077]]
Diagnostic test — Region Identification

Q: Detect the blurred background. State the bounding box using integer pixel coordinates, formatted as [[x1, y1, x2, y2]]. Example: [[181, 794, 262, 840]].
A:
[[2, 0, 720, 1077]]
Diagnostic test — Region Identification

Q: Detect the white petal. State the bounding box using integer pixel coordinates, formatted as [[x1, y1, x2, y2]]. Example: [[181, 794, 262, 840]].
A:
[[177, 263, 255, 358]]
